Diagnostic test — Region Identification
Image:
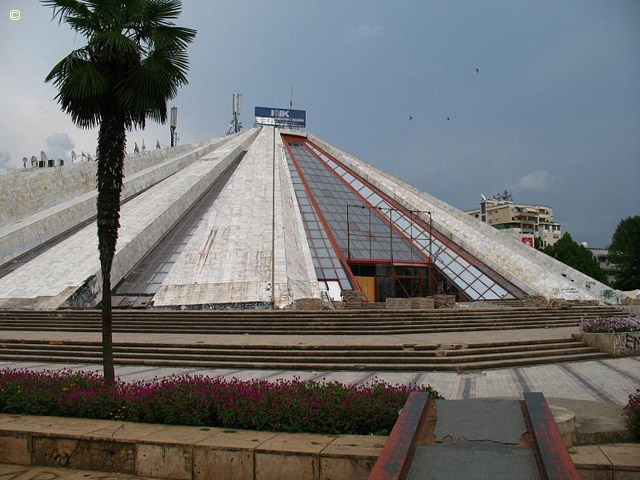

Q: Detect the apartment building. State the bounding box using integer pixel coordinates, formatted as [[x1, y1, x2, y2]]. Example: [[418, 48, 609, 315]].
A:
[[467, 193, 562, 248]]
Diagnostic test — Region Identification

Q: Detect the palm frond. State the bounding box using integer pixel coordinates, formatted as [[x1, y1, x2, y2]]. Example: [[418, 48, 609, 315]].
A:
[[143, 0, 184, 24], [45, 47, 89, 85], [148, 25, 196, 50], [45, 50, 110, 129], [65, 12, 102, 36], [46, 51, 110, 97], [43, 0, 195, 131], [60, 59, 111, 99], [41, 0, 91, 26], [92, 30, 142, 62], [114, 46, 189, 121]]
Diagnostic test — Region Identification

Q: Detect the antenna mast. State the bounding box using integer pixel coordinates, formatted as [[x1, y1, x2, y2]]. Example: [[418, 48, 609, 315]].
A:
[[227, 92, 243, 135]]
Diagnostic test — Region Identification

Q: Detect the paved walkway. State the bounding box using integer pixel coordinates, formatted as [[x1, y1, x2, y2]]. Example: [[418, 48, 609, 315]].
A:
[[0, 325, 584, 347], [1, 357, 638, 406], [2, 327, 638, 479], [0, 463, 151, 479], [2, 326, 639, 480], [1, 326, 639, 405]]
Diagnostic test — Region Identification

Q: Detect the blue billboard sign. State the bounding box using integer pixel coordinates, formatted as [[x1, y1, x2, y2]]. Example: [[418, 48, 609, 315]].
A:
[[255, 106, 306, 128]]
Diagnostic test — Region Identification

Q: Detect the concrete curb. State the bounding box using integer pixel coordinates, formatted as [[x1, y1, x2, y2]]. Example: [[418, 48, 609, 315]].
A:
[[0, 414, 384, 480]]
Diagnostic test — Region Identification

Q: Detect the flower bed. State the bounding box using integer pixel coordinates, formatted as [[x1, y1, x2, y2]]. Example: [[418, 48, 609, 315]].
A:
[[0, 369, 440, 436], [580, 315, 640, 333], [624, 387, 640, 440], [578, 315, 640, 357]]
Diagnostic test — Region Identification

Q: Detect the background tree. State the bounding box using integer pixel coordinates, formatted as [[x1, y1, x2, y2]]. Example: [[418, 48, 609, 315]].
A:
[[543, 232, 608, 284], [43, 0, 196, 385], [534, 236, 544, 250], [608, 216, 640, 290]]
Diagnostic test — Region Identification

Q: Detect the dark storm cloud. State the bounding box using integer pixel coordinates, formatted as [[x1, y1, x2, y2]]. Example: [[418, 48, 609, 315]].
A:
[[1, 0, 638, 246]]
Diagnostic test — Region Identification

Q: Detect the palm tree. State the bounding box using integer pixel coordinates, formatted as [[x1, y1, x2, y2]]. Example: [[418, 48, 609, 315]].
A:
[[43, 0, 196, 385]]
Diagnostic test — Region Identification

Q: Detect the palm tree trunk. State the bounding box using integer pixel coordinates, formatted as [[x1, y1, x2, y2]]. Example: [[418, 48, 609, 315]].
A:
[[96, 110, 127, 386]]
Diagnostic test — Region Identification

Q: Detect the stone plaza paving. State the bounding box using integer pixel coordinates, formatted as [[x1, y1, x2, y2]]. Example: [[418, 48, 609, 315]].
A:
[[1, 324, 638, 478], [1, 354, 639, 479], [1, 355, 638, 405]]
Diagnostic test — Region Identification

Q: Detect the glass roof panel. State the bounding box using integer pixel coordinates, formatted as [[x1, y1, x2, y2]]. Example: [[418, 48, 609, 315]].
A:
[[287, 137, 521, 301]]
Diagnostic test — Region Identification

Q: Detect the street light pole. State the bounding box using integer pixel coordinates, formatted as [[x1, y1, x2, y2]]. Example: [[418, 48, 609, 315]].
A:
[[428, 211, 433, 295], [346, 205, 351, 264], [170, 107, 178, 147]]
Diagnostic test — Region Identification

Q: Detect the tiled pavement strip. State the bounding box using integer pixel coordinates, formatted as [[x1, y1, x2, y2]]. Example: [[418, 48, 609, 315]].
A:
[[0, 366, 635, 480], [1, 356, 639, 405], [1, 330, 639, 480], [0, 326, 639, 404], [0, 462, 154, 479]]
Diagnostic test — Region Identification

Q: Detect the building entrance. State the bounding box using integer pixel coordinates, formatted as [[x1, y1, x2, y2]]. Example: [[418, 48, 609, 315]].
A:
[[350, 263, 430, 302]]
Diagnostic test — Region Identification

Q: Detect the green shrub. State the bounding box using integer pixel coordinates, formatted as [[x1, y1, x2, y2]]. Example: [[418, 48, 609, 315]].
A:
[[0, 369, 440, 436], [624, 387, 640, 440]]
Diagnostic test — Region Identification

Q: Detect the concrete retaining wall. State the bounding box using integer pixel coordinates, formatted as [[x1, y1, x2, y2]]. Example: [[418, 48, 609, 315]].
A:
[[152, 127, 319, 309], [0, 414, 384, 480], [272, 128, 322, 307], [0, 137, 231, 267], [69, 130, 261, 308], [0, 130, 259, 309], [0, 161, 96, 228], [0, 141, 216, 228], [151, 128, 275, 308], [578, 332, 640, 357]]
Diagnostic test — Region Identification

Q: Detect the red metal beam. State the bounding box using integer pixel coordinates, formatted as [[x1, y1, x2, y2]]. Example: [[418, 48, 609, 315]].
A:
[[524, 392, 580, 480], [367, 392, 430, 480]]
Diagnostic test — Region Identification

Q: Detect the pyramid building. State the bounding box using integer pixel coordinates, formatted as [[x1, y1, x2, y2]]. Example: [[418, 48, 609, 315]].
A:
[[0, 126, 617, 310]]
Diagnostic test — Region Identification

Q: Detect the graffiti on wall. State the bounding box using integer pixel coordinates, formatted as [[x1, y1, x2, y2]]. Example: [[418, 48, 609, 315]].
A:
[[625, 333, 640, 351]]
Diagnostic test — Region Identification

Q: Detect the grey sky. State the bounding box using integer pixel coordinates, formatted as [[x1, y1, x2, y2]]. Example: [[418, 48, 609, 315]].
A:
[[1, 0, 638, 247]]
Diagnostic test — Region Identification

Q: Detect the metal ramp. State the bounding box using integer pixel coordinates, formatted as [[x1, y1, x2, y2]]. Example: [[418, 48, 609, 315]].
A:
[[369, 392, 579, 480]]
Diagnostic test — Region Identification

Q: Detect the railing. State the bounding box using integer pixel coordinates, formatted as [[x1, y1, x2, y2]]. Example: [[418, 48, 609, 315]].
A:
[[320, 290, 335, 310]]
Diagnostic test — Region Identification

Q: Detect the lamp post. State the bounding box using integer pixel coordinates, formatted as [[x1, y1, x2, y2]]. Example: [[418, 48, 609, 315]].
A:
[[346, 204, 367, 264], [427, 211, 433, 295], [346, 205, 350, 264], [170, 107, 178, 147]]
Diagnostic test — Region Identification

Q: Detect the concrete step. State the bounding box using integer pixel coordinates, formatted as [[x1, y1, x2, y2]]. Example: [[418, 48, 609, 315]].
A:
[[0, 352, 611, 371], [0, 309, 625, 339], [0, 338, 610, 371], [0, 305, 624, 322], [0, 336, 588, 350], [0, 313, 590, 323], [0, 344, 600, 363], [0, 323, 581, 336], [0, 314, 586, 324], [0, 306, 609, 335], [0, 306, 622, 371], [432, 340, 587, 355]]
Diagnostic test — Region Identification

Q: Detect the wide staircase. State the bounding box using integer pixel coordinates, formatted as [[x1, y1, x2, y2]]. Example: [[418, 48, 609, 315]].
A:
[[0, 305, 624, 335], [0, 305, 627, 371]]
